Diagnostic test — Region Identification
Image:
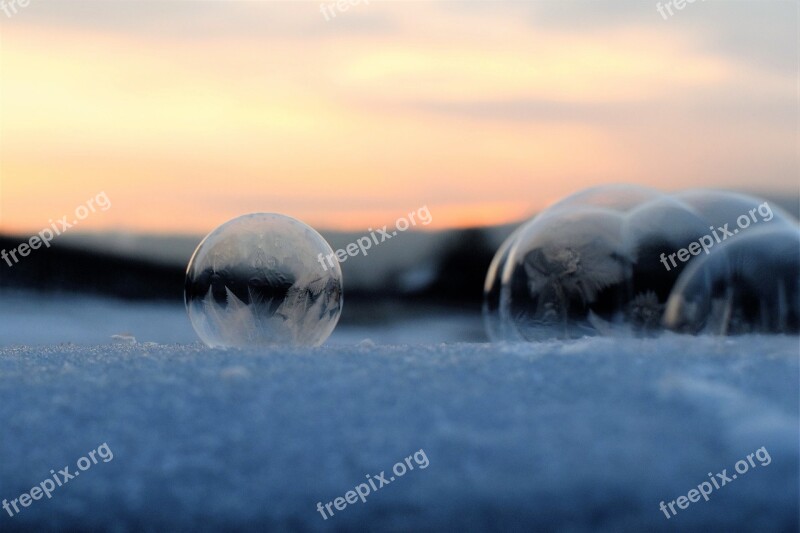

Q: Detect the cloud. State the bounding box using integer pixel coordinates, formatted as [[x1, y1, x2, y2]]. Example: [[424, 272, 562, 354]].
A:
[[19, 0, 397, 39], [523, 0, 796, 74]]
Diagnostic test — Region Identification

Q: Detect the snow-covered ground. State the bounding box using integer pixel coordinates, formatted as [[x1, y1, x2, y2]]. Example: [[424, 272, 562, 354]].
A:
[[0, 293, 797, 531], [0, 291, 484, 346]]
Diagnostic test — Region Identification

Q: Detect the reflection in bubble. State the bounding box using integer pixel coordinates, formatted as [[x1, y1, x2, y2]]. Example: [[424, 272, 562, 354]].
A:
[[185, 213, 343, 348], [664, 226, 800, 335]]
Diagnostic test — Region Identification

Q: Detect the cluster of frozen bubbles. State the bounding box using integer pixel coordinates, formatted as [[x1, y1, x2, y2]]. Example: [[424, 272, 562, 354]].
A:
[[183, 186, 798, 348], [483, 185, 800, 341]]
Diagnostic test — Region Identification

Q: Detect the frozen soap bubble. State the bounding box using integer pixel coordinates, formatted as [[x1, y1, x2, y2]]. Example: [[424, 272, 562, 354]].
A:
[[483, 184, 664, 341], [185, 213, 343, 348], [664, 226, 800, 334], [485, 184, 673, 341], [500, 208, 630, 340]]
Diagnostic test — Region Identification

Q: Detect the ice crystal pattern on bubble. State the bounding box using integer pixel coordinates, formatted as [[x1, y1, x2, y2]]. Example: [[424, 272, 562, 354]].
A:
[[185, 213, 342, 348], [484, 185, 799, 341]]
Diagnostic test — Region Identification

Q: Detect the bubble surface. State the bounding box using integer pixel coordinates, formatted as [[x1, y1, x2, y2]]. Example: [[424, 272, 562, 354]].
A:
[[620, 196, 709, 322], [674, 189, 798, 229], [483, 227, 525, 342], [185, 213, 343, 348], [545, 183, 664, 216], [502, 208, 630, 340], [487, 185, 669, 341], [664, 226, 800, 334]]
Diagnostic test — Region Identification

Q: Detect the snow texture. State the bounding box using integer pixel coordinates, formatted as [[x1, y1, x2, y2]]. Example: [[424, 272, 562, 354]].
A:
[[0, 291, 482, 345], [0, 335, 797, 531]]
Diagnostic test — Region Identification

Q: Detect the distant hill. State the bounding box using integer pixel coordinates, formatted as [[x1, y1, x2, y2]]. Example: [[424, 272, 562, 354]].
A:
[[0, 234, 185, 301], [1, 190, 796, 306], [0, 226, 506, 309]]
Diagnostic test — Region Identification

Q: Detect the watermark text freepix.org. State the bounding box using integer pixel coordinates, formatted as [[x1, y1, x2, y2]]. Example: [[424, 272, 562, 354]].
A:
[[316, 449, 429, 520], [659, 201, 773, 271], [659, 446, 771, 519], [657, 0, 705, 20], [2, 191, 111, 268], [1, 0, 31, 18], [320, 0, 368, 21], [3, 442, 114, 518], [317, 205, 432, 271]]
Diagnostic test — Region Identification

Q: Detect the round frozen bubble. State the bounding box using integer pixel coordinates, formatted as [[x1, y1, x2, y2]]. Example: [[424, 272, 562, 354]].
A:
[[483, 184, 665, 341], [500, 208, 631, 340], [185, 213, 343, 348], [664, 225, 800, 334]]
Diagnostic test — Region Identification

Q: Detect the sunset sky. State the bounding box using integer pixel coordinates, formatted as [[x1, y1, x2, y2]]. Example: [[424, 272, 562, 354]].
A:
[[0, 0, 796, 234]]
